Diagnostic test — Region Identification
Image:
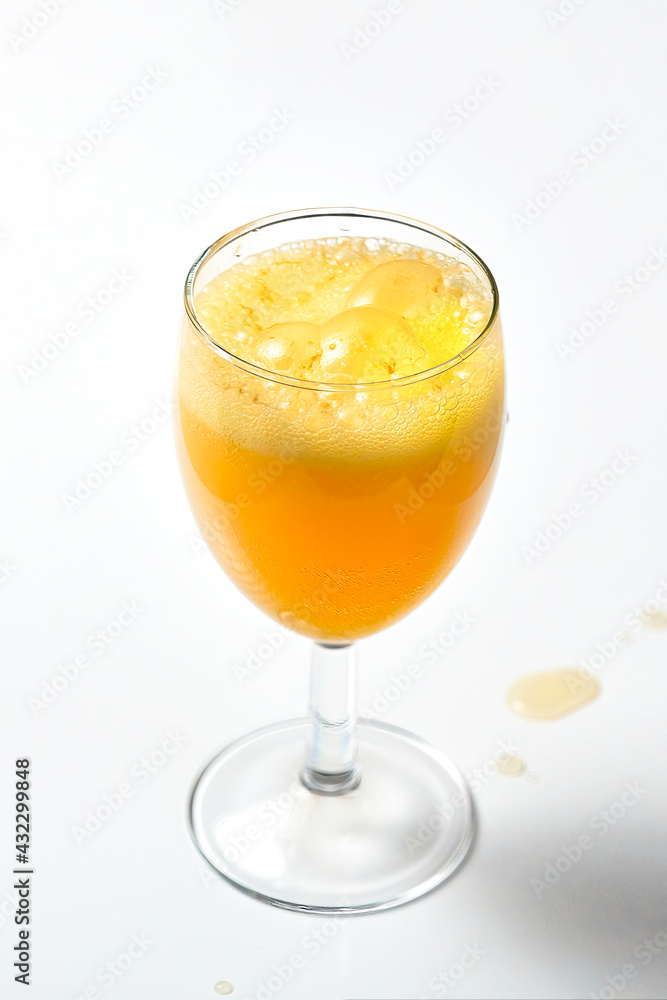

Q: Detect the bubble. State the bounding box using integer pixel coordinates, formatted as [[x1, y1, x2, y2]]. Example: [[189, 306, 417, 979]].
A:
[[335, 397, 366, 430], [420, 396, 442, 418], [377, 401, 399, 423], [470, 366, 488, 387], [251, 322, 321, 376], [346, 259, 444, 317], [302, 399, 336, 432], [320, 306, 427, 381]]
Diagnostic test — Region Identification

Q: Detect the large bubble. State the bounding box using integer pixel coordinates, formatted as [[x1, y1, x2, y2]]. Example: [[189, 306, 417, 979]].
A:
[[346, 259, 445, 317], [320, 306, 428, 381], [251, 321, 321, 376]]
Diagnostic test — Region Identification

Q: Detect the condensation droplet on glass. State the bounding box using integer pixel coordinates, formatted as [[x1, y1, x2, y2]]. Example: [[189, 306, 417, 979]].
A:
[[378, 402, 398, 423], [421, 398, 441, 418], [470, 366, 488, 387]]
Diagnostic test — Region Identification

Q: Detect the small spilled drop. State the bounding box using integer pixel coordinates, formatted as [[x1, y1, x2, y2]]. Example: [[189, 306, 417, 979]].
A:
[[507, 668, 599, 721], [497, 754, 526, 777]]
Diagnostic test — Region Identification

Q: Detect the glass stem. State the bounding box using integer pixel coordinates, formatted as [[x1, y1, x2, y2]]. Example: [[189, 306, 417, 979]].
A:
[[302, 641, 361, 795]]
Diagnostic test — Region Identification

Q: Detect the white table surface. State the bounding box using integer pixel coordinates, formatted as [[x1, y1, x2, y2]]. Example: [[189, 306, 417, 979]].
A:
[[2, 0, 667, 997]]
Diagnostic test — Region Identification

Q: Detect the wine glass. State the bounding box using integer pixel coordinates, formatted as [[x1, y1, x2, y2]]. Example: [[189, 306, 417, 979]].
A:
[[177, 208, 503, 913]]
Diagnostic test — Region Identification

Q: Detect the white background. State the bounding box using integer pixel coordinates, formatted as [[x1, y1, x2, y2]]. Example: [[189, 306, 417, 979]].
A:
[[2, 0, 667, 997]]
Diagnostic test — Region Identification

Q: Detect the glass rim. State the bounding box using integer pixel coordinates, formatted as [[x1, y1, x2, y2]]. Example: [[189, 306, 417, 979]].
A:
[[183, 207, 500, 392]]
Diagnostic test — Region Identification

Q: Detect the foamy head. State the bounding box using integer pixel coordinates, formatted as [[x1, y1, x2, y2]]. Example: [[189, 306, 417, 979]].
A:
[[194, 237, 492, 383], [180, 237, 502, 462]]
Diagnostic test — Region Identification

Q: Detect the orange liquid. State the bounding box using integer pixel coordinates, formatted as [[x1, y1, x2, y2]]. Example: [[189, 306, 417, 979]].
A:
[[177, 240, 504, 641]]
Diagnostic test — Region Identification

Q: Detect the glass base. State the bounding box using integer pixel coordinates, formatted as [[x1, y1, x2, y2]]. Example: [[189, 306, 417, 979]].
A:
[[189, 718, 474, 914]]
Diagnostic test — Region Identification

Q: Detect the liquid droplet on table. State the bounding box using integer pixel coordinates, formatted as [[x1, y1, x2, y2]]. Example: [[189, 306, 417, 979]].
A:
[[507, 668, 599, 721], [214, 982, 234, 995], [497, 754, 526, 777]]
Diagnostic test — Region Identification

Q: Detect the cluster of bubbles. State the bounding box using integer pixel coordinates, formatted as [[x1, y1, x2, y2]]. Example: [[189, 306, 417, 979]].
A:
[[186, 239, 499, 458], [235, 255, 490, 384]]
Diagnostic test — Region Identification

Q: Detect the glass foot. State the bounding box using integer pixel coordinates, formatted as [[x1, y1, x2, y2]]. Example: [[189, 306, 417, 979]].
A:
[[189, 718, 474, 914]]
